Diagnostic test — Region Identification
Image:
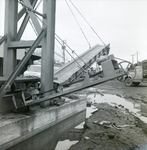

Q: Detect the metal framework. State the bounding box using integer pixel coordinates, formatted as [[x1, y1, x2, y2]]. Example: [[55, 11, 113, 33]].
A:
[[0, 0, 56, 103], [0, 0, 125, 111]]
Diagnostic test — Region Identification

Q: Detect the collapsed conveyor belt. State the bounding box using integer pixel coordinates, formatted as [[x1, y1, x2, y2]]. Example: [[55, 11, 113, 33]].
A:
[[54, 44, 110, 85], [0, 43, 112, 110], [0, 44, 109, 93], [0, 43, 125, 110]]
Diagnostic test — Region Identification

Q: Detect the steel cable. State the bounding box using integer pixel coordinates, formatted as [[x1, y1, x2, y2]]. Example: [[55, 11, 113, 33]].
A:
[[34, 14, 85, 70], [35, 14, 91, 70], [18, 0, 91, 70], [68, 0, 106, 46], [65, 0, 91, 49]]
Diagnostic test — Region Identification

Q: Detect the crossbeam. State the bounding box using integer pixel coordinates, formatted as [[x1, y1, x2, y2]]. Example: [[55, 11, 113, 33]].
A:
[[8, 40, 64, 59], [8, 40, 42, 49]]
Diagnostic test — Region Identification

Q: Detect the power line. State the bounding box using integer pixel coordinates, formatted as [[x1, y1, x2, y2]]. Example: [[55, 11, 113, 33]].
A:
[[34, 0, 42, 10], [19, 0, 67, 61], [65, 0, 91, 49], [55, 43, 69, 62], [131, 54, 135, 64], [34, 14, 85, 70], [19, 0, 38, 36], [35, 13, 91, 69], [19, 1, 91, 70], [136, 51, 139, 63], [68, 0, 106, 46], [28, 19, 38, 36]]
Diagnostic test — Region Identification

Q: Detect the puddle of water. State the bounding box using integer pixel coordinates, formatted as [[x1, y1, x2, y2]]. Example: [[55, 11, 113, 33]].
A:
[[88, 94, 139, 112], [88, 93, 147, 123], [75, 105, 98, 129], [55, 104, 98, 149], [55, 140, 78, 150], [86, 105, 98, 118]]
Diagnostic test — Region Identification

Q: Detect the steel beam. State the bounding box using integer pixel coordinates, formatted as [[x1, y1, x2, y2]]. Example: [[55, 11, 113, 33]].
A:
[[18, 7, 26, 21], [40, 0, 56, 107], [0, 35, 7, 45], [23, 0, 41, 35], [8, 41, 64, 60], [28, 10, 46, 18], [0, 29, 47, 101], [3, 0, 18, 77], [17, 0, 36, 21], [8, 40, 42, 49], [16, 0, 38, 40], [20, 1, 46, 18], [17, 13, 30, 40]]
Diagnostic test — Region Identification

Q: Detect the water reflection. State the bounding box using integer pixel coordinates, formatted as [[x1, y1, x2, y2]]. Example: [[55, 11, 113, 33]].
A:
[[88, 93, 147, 123], [55, 140, 78, 150], [75, 105, 98, 129], [56, 92, 147, 150]]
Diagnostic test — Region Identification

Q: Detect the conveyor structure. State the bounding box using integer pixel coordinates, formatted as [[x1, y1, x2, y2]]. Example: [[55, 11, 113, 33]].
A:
[[0, 0, 125, 112], [0, 44, 125, 111], [54, 44, 110, 85]]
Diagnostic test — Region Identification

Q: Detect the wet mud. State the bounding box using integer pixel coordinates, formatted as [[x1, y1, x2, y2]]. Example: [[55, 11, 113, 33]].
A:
[[68, 80, 147, 150]]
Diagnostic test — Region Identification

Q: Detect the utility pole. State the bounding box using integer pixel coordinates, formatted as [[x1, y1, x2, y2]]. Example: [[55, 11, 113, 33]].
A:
[[72, 50, 75, 61], [62, 40, 66, 64], [136, 51, 138, 63], [131, 54, 134, 64]]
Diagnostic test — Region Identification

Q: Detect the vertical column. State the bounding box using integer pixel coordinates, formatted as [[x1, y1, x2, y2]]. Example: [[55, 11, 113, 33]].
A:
[[3, 0, 18, 77], [41, 0, 56, 107]]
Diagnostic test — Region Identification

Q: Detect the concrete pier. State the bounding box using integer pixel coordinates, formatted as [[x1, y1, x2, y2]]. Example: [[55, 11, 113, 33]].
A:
[[0, 98, 86, 150]]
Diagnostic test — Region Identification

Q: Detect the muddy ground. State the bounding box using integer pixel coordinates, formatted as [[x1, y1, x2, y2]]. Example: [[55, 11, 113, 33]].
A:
[[69, 79, 147, 150], [95, 79, 147, 104]]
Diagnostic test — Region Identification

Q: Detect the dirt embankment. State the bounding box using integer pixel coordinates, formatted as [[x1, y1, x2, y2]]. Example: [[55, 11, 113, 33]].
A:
[[69, 80, 147, 150]]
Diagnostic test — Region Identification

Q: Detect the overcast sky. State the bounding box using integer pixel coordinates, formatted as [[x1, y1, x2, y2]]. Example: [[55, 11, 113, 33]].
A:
[[0, 0, 147, 63]]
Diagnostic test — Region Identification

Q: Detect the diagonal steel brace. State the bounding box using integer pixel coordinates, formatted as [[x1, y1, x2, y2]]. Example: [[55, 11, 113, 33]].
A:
[[0, 35, 7, 45]]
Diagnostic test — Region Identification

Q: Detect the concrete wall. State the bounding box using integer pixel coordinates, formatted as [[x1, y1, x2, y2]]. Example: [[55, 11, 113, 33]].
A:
[[0, 98, 86, 150], [7, 110, 86, 150]]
